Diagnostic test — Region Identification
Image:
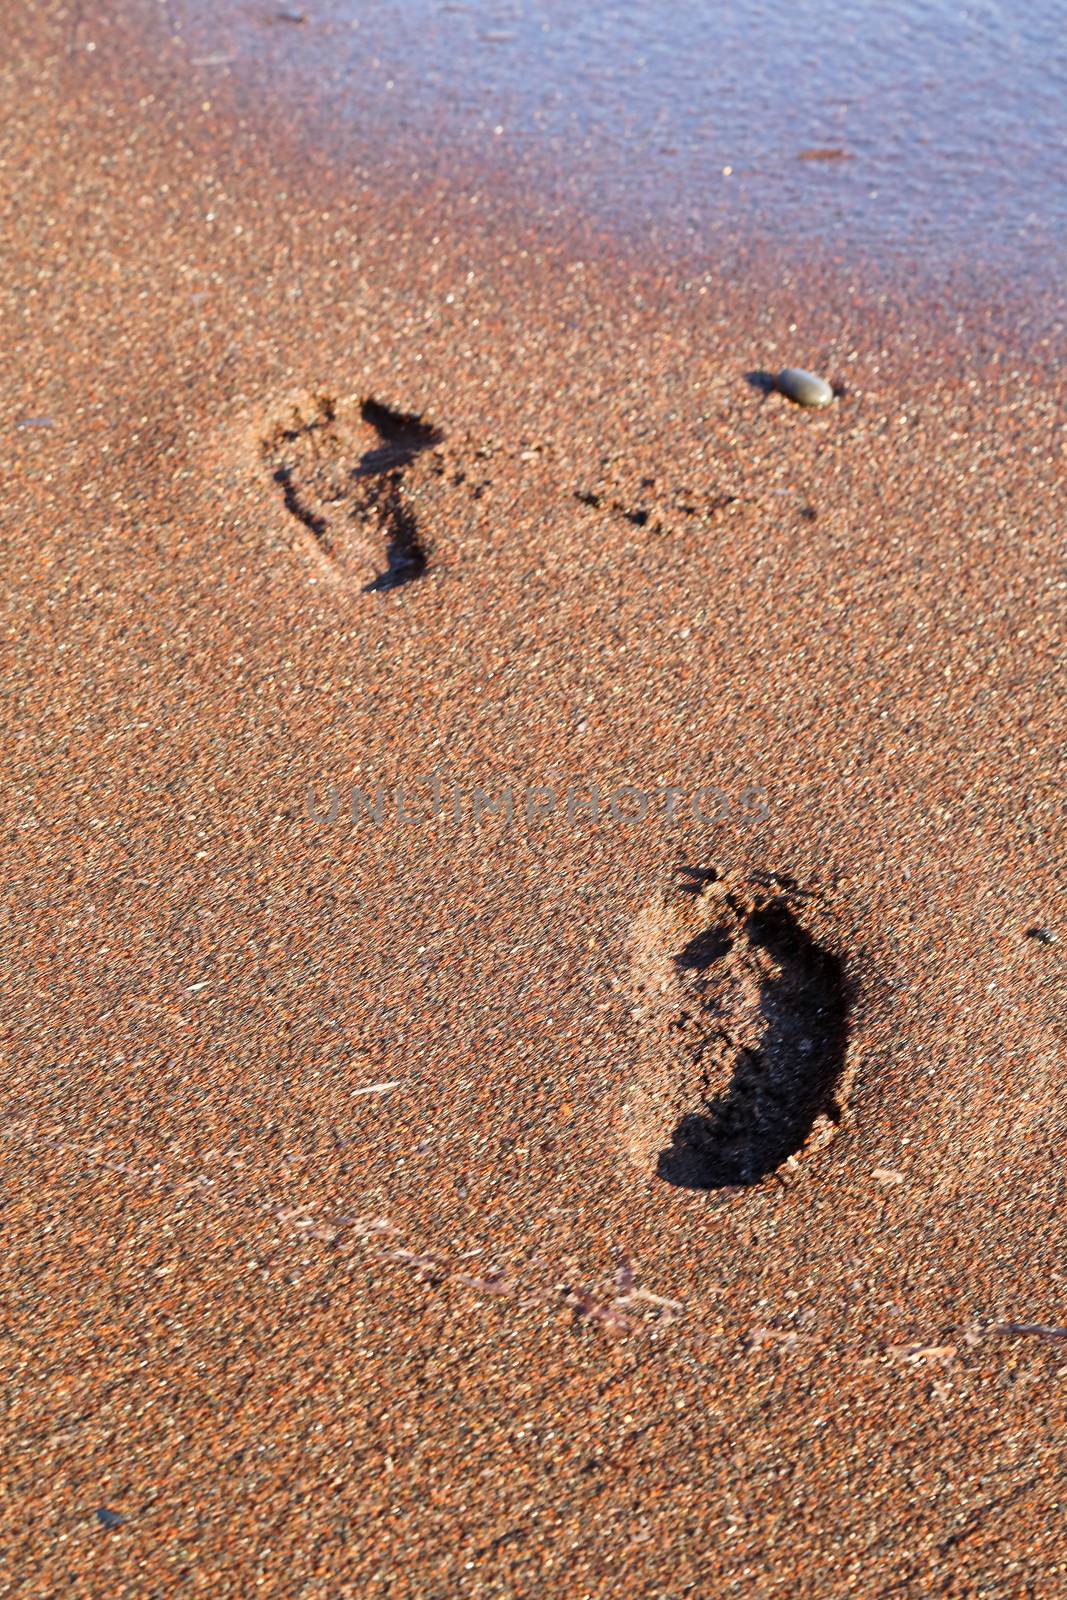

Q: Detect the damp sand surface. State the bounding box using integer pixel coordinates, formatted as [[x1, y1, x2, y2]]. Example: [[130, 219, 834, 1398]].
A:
[[174, 0, 1067, 289], [2, 2, 1065, 1594]]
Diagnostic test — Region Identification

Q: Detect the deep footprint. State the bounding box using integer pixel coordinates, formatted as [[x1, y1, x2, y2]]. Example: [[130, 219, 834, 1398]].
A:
[[627, 870, 849, 1191], [258, 392, 442, 589]]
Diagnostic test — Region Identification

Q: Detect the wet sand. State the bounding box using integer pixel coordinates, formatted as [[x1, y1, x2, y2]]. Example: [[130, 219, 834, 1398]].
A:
[[2, 3, 1065, 1595]]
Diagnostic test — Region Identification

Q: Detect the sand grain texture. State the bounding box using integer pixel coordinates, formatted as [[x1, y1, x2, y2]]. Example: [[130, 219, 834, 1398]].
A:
[[1, 3, 1065, 1595]]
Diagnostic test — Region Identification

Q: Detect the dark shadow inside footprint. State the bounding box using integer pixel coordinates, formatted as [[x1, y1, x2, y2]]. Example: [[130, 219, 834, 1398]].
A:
[[362, 481, 428, 592], [657, 897, 847, 1190], [272, 464, 330, 546], [357, 398, 442, 475], [676, 865, 722, 895], [674, 925, 732, 971], [356, 399, 441, 590]]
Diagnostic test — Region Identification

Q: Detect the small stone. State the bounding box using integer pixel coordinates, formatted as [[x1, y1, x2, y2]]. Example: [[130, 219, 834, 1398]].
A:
[[776, 368, 834, 408]]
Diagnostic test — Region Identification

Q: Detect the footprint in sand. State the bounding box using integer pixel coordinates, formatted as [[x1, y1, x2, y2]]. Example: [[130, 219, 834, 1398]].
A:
[[625, 867, 850, 1191], [258, 393, 443, 591]]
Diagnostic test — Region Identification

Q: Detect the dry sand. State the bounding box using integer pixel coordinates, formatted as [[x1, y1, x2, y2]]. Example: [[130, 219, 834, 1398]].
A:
[[2, 4, 1065, 1595]]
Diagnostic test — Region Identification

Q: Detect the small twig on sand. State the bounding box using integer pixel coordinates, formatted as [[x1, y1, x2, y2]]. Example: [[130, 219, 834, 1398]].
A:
[[889, 1344, 957, 1365], [983, 1321, 1067, 1343]]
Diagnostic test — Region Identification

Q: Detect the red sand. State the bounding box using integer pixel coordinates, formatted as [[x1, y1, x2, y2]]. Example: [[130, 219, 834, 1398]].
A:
[[2, 5, 1065, 1595]]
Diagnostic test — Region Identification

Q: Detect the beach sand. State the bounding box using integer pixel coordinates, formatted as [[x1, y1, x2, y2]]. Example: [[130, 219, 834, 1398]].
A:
[[2, 3, 1065, 1594]]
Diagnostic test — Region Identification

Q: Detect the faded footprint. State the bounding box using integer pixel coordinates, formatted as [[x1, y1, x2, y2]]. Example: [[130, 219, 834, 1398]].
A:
[[572, 453, 755, 538], [624, 867, 850, 1191], [258, 392, 443, 591]]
